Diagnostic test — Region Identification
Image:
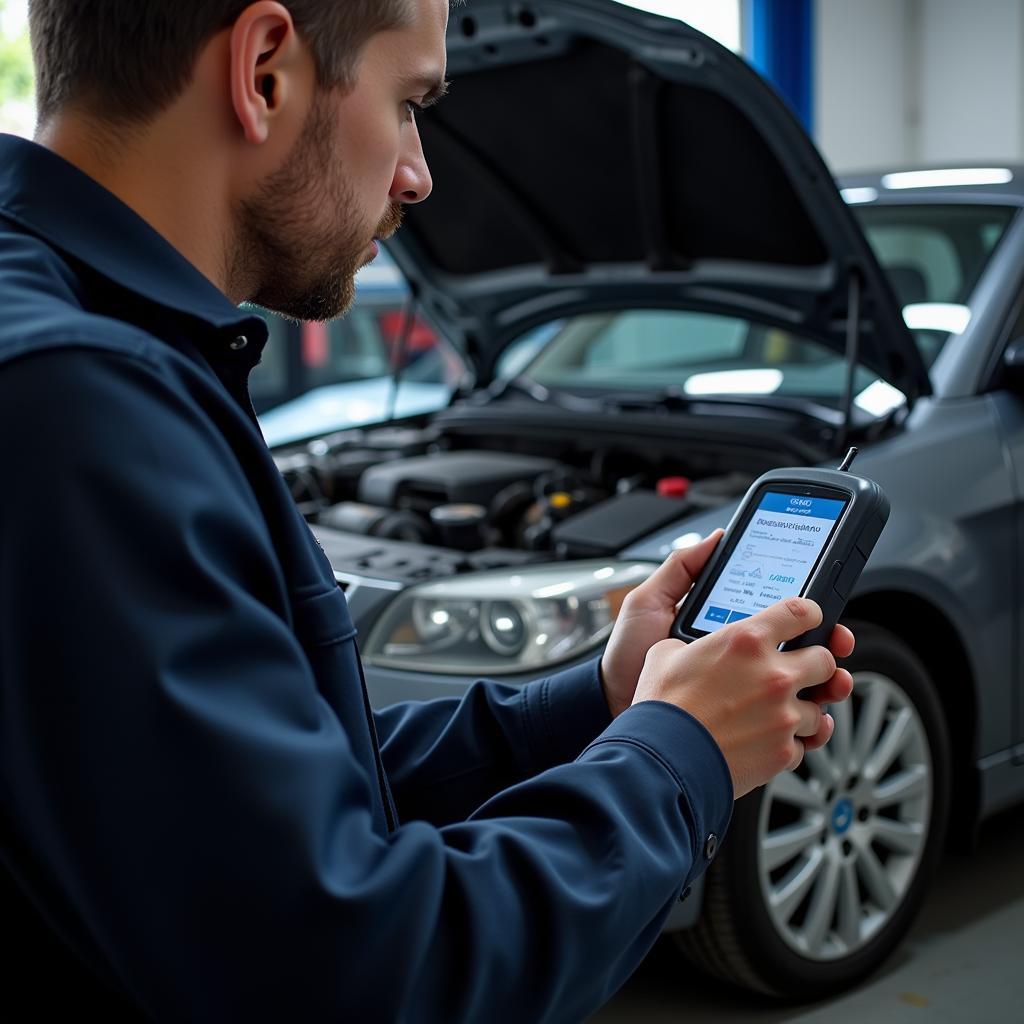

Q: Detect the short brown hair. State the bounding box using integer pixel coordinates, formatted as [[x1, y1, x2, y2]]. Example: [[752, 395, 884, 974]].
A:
[[29, 1, 412, 125]]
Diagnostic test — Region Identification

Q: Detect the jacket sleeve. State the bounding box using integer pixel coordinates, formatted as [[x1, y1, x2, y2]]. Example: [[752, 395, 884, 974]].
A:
[[0, 347, 733, 1024], [374, 657, 614, 826]]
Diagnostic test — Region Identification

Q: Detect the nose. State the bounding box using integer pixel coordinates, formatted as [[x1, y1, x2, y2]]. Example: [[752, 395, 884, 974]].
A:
[[390, 121, 433, 205]]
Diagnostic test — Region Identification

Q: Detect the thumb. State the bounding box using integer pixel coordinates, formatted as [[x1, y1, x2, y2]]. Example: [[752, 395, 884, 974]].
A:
[[634, 530, 724, 610], [755, 598, 823, 647]]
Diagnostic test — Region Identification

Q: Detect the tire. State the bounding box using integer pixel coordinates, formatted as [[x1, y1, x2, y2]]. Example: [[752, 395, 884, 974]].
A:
[[674, 620, 951, 999]]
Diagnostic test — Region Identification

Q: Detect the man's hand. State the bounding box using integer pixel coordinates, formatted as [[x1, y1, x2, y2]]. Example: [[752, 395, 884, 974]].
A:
[[633, 598, 855, 799], [600, 531, 725, 718]]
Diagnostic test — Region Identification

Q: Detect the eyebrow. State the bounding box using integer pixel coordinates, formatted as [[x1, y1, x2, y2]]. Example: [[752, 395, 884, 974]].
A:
[[405, 75, 450, 108]]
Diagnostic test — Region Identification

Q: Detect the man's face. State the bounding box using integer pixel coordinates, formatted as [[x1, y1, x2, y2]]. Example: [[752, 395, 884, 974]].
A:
[[240, 0, 448, 321]]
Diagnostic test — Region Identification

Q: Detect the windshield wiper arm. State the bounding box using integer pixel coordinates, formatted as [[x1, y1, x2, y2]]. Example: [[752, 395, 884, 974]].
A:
[[487, 375, 551, 403], [483, 376, 605, 412]]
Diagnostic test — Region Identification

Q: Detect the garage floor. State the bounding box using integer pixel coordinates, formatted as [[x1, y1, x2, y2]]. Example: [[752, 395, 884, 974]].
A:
[[592, 804, 1024, 1023]]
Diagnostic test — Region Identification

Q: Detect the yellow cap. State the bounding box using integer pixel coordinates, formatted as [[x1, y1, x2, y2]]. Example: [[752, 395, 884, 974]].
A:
[[549, 491, 573, 510]]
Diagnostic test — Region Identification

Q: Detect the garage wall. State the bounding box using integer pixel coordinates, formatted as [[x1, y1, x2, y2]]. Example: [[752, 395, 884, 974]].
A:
[[815, 0, 1024, 173]]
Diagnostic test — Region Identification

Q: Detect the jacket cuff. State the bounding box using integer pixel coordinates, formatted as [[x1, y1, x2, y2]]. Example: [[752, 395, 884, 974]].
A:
[[520, 657, 613, 774], [583, 700, 734, 887]]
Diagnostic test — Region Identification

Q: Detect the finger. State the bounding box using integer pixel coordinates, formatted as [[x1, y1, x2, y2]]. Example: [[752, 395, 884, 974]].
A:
[[800, 668, 854, 706], [828, 623, 855, 660], [780, 643, 837, 692], [635, 529, 724, 609], [803, 713, 835, 753], [794, 698, 824, 739], [756, 598, 823, 646], [785, 737, 807, 773]]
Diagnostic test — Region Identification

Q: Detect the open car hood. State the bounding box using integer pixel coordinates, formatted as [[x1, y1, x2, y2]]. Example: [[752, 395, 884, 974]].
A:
[[388, 0, 931, 402]]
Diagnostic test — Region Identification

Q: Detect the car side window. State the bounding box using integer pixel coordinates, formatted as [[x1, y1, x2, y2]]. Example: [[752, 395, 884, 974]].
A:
[[864, 225, 961, 304]]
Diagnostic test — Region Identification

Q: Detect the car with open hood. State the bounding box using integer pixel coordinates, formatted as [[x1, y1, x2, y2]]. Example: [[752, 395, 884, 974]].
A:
[[269, 0, 1024, 1000]]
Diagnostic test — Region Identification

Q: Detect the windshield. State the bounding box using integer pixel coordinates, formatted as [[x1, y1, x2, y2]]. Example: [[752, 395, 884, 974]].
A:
[[255, 204, 1017, 444], [504, 203, 1016, 411], [518, 310, 884, 409]]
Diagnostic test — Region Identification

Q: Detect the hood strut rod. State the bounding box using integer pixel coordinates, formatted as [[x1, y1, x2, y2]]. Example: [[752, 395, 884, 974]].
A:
[[386, 290, 419, 424], [836, 268, 862, 456]]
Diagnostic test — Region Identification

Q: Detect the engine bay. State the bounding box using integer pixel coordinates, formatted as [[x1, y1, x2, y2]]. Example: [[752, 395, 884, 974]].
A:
[[275, 419, 784, 582]]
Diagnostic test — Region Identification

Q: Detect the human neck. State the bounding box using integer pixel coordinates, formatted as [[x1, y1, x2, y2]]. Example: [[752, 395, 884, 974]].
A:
[[36, 110, 237, 301]]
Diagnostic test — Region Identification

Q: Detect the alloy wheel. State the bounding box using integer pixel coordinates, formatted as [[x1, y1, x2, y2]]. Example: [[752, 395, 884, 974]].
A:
[[756, 671, 933, 961]]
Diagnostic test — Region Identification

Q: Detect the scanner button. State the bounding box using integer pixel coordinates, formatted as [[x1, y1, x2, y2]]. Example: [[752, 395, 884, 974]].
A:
[[835, 552, 866, 600], [825, 560, 843, 589]]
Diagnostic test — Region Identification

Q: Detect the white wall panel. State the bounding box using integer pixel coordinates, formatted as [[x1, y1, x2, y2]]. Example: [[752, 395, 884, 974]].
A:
[[815, 0, 1024, 172], [815, 0, 911, 172], [918, 0, 1022, 163]]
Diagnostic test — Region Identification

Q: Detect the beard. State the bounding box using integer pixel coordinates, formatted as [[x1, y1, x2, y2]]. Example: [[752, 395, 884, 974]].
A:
[[234, 93, 404, 323]]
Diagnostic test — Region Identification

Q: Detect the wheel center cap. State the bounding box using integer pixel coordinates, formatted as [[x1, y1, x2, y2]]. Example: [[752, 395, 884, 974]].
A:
[[831, 797, 854, 835]]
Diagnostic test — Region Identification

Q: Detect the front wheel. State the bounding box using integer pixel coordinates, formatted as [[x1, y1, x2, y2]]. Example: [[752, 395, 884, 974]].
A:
[[675, 621, 951, 998]]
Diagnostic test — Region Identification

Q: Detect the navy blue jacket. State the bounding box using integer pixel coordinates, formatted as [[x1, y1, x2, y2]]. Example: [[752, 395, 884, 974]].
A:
[[0, 134, 732, 1022]]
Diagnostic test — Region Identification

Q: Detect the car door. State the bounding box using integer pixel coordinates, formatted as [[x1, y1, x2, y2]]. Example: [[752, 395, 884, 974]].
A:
[[985, 294, 1024, 759]]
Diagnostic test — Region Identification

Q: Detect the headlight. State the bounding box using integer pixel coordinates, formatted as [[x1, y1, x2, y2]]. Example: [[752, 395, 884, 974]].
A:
[[362, 561, 656, 675]]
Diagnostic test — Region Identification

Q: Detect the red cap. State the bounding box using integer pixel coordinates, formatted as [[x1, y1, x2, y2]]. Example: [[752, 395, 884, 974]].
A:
[[657, 476, 691, 499]]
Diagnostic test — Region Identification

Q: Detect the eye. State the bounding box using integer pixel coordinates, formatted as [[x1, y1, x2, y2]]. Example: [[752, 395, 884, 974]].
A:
[[403, 100, 424, 122]]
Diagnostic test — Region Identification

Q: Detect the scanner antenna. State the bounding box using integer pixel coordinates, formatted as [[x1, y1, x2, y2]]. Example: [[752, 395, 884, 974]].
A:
[[838, 446, 859, 472]]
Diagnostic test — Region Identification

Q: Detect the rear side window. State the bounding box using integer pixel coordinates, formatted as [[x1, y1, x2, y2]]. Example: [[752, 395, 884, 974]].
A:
[[854, 204, 1015, 366], [856, 205, 1013, 305]]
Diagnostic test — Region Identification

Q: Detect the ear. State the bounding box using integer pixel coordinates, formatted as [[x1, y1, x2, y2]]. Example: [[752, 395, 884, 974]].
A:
[[228, 1, 304, 145]]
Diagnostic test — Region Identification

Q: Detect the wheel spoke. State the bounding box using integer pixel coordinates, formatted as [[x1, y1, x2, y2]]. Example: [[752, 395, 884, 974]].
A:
[[770, 847, 825, 921], [771, 770, 825, 811], [801, 850, 842, 955], [835, 859, 861, 950], [854, 840, 898, 911], [762, 817, 826, 871], [829, 696, 854, 773], [869, 817, 925, 856], [805, 745, 841, 788], [863, 708, 914, 783], [873, 764, 928, 807], [851, 679, 889, 771]]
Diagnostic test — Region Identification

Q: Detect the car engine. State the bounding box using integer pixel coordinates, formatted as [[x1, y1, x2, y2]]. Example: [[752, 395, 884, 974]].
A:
[[276, 423, 758, 579]]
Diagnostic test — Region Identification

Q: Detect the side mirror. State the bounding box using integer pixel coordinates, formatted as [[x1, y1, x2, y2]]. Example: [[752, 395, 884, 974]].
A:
[[1002, 337, 1024, 391], [1004, 337, 1024, 370]]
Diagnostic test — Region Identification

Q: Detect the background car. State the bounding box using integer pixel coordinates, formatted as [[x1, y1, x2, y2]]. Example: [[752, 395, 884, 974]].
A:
[[267, 0, 1024, 1002], [255, 247, 558, 447], [251, 251, 465, 444]]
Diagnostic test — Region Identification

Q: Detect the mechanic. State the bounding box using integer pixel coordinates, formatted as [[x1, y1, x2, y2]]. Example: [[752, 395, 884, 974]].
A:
[[0, 1, 854, 1020]]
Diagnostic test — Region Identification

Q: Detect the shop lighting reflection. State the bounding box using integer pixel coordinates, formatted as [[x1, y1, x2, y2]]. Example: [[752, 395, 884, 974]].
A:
[[672, 532, 704, 550], [840, 187, 878, 204], [684, 368, 783, 396], [902, 303, 971, 335], [855, 379, 906, 417], [533, 581, 577, 599], [882, 168, 1012, 190]]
